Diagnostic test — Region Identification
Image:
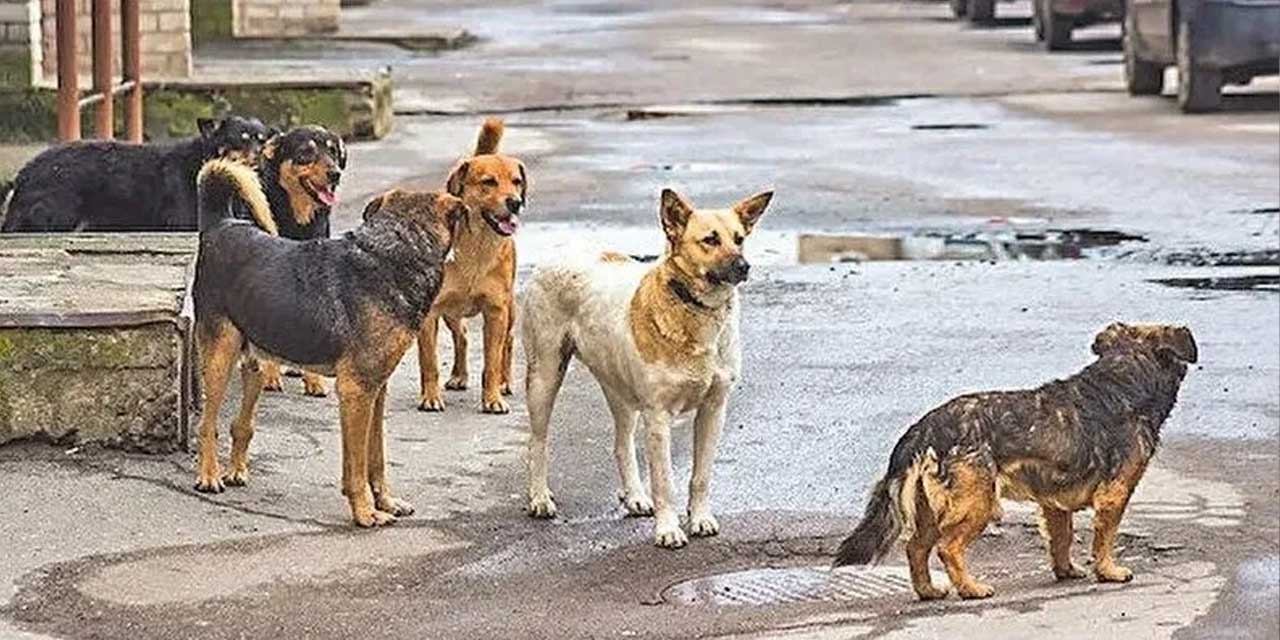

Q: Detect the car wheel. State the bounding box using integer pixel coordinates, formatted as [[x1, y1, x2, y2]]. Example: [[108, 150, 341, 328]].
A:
[[1032, 0, 1046, 39], [1123, 7, 1165, 94], [951, 0, 968, 19], [969, 0, 995, 24], [1043, 7, 1073, 50], [1176, 17, 1221, 112]]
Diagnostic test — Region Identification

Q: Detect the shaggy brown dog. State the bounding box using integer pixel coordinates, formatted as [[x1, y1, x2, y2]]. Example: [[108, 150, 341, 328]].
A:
[[834, 323, 1197, 600], [417, 118, 526, 414]]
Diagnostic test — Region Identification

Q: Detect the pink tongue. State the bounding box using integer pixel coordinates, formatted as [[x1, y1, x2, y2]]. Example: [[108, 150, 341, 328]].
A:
[[315, 186, 338, 207], [498, 215, 520, 235]]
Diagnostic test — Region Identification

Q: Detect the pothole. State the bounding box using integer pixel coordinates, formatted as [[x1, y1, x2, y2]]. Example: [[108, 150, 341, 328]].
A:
[[664, 565, 939, 606], [1160, 249, 1280, 267], [1148, 274, 1280, 292]]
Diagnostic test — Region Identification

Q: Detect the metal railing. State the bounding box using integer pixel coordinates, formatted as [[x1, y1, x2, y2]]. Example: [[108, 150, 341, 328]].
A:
[[55, 0, 143, 142]]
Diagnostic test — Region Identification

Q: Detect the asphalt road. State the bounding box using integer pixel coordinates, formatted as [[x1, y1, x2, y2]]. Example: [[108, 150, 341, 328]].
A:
[[1, 1, 1277, 639]]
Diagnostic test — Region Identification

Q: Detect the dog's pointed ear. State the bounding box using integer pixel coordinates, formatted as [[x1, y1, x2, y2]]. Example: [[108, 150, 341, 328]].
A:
[[1160, 326, 1198, 363], [335, 136, 348, 170], [518, 162, 528, 202], [733, 190, 773, 234], [197, 117, 220, 139], [660, 189, 694, 246], [363, 190, 394, 221], [261, 140, 278, 161], [446, 161, 470, 197], [1091, 322, 1130, 357]]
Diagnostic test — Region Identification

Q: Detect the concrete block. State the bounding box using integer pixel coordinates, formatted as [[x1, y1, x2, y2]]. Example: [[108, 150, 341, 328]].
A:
[[798, 233, 903, 263], [157, 10, 188, 31], [0, 3, 26, 21]]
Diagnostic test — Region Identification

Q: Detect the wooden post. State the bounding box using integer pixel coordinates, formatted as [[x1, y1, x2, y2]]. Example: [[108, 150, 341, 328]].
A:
[[92, 0, 114, 139], [122, 0, 142, 142], [55, 0, 80, 141]]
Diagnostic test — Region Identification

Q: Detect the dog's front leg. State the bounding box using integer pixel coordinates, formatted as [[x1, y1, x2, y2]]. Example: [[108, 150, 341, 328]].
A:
[[417, 312, 446, 412], [368, 383, 414, 517], [337, 373, 393, 527], [443, 315, 468, 390], [644, 409, 687, 549], [480, 305, 511, 414], [688, 388, 728, 537]]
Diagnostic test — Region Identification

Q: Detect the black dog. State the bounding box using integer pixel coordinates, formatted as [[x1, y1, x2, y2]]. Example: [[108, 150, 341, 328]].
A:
[[1, 116, 274, 232], [245, 125, 348, 396], [192, 158, 463, 527]]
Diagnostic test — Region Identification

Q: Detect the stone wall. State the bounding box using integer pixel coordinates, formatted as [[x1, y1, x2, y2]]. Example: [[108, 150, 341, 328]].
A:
[[233, 0, 337, 37], [39, 0, 192, 83], [0, 0, 40, 86]]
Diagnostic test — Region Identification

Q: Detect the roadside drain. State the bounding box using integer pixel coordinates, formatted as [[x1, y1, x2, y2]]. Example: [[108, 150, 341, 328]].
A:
[[664, 565, 938, 606], [1148, 274, 1280, 292]]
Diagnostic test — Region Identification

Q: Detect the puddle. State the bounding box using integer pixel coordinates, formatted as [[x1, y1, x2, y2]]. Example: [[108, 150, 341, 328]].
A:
[[664, 565, 942, 606], [1148, 274, 1280, 292], [910, 123, 990, 131], [1160, 249, 1280, 267], [797, 227, 1146, 263]]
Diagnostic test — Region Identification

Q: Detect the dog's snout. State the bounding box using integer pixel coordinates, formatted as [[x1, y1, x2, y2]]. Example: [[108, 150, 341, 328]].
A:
[[504, 197, 523, 214], [731, 256, 750, 276], [326, 169, 342, 185]]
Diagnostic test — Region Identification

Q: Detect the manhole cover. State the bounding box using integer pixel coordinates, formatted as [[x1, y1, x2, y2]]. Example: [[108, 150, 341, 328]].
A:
[[664, 565, 942, 606]]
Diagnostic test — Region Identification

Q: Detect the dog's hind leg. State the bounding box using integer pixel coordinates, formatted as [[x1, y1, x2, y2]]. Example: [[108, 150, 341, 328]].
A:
[[224, 358, 266, 487], [194, 320, 242, 493], [417, 312, 446, 412], [368, 383, 414, 517], [301, 372, 328, 397], [906, 484, 948, 600], [525, 328, 571, 519], [604, 388, 649, 517], [443, 315, 468, 391], [687, 386, 729, 537], [1041, 506, 1086, 580], [934, 458, 997, 599], [644, 409, 686, 549]]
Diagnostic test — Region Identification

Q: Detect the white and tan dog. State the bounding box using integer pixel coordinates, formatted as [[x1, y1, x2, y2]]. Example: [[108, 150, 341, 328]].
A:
[[521, 188, 773, 548]]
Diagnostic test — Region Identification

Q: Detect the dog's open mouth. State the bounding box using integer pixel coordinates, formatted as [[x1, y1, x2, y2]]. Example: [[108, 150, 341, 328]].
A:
[[301, 177, 339, 208], [482, 210, 520, 236]]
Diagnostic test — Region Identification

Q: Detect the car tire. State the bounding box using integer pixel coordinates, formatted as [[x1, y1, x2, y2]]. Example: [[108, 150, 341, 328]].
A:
[[1176, 17, 1221, 112], [1123, 8, 1164, 94], [951, 0, 968, 19], [969, 0, 995, 24], [1043, 8, 1073, 50]]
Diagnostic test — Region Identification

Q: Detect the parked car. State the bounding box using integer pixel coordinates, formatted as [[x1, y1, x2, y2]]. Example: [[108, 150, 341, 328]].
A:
[[1124, 0, 1280, 112], [1032, 0, 1124, 50]]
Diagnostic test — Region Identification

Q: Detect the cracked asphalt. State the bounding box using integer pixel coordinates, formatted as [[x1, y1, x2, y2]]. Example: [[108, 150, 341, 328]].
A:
[[1, 0, 1277, 638]]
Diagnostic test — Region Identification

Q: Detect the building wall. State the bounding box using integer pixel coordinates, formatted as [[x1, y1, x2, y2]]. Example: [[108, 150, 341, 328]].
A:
[[39, 0, 192, 83], [0, 0, 41, 86], [233, 0, 337, 37]]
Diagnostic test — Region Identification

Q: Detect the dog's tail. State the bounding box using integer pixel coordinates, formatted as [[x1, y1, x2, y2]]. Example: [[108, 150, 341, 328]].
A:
[[474, 117, 504, 155], [833, 426, 936, 567], [197, 158, 277, 236]]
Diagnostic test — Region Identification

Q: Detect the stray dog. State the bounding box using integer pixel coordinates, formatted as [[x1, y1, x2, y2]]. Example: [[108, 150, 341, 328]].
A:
[[417, 118, 525, 414], [251, 125, 348, 398], [522, 188, 773, 548], [1, 116, 273, 232], [191, 159, 462, 526], [834, 323, 1198, 600]]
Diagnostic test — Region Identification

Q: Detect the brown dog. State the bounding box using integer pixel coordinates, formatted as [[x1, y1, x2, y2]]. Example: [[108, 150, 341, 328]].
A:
[[417, 118, 526, 414], [834, 322, 1197, 600]]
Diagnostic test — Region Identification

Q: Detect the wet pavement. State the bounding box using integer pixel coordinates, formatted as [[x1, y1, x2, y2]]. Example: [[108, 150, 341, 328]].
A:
[[2, 0, 1278, 638]]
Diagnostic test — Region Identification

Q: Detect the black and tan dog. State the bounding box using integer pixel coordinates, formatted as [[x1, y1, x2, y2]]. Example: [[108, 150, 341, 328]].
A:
[[417, 118, 526, 414], [192, 159, 463, 526], [246, 125, 348, 398], [834, 322, 1197, 600], [1, 116, 273, 232]]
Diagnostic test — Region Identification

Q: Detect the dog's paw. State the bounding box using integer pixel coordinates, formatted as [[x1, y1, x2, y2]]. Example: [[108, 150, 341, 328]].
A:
[[302, 377, 328, 398], [1054, 562, 1088, 581], [688, 512, 720, 537], [1096, 564, 1133, 583], [654, 524, 689, 549], [352, 509, 398, 528], [914, 584, 950, 601], [194, 473, 226, 494], [418, 394, 446, 412], [262, 373, 284, 392], [222, 468, 249, 487], [528, 491, 558, 518], [445, 376, 468, 391], [500, 384, 513, 396], [375, 494, 415, 517], [956, 581, 995, 599], [482, 397, 510, 414], [619, 491, 654, 517]]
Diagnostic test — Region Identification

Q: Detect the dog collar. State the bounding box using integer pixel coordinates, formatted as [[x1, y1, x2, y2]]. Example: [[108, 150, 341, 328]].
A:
[[668, 278, 712, 312]]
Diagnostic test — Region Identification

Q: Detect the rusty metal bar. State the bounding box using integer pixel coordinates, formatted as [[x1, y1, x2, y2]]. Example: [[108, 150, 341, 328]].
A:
[[91, 0, 113, 139], [77, 80, 137, 108], [55, 0, 80, 141], [121, 0, 142, 142]]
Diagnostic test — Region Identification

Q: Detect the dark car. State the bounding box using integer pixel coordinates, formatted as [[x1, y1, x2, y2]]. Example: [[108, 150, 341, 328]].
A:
[[1033, 0, 1125, 50], [1124, 0, 1280, 112]]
